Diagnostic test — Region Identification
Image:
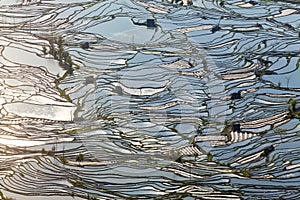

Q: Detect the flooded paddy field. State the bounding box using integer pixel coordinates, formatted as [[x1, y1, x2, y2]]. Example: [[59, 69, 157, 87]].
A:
[[0, 0, 299, 199]]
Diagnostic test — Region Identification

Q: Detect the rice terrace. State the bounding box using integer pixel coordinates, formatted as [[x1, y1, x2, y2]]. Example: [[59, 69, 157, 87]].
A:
[[0, 0, 299, 199]]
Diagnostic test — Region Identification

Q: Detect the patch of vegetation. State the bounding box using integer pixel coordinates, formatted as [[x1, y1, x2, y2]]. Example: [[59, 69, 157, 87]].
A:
[[288, 99, 300, 119], [68, 178, 85, 188], [43, 35, 74, 76], [175, 156, 183, 163], [97, 114, 114, 121], [202, 119, 210, 126], [58, 156, 68, 164], [215, 159, 221, 165], [255, 69, 277, 78], [274, 128, 286, 134], [258, 57, 273, 67], [0, 167, 12, 171], [296, 58, 300, 69], [41, 146, 56, 156], [47, 150, 55, 156], [221, 123, 232, 135], [76, 153, 84, 163], [54, 73, 72, 103], [207, 153, 213, 162], [59, 126, 94, 134], [49, 36, 73, 70], [261, 145, 275, 159], [240, 169, 250, 178]]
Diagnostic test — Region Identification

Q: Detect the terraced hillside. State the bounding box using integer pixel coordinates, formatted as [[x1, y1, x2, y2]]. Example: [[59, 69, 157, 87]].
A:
[[0, 0, 299, 199]]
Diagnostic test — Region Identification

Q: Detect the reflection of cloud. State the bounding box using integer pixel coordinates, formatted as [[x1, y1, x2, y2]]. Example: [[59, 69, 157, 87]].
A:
[[0, 135, 44, 147], [0, 135, 74, 148], [111, 28, 156, 44], [4, 102, 76, 121], [3, 46, 66, 77]]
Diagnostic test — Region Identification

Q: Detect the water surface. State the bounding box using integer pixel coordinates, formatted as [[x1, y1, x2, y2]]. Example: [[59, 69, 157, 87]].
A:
[[0, 0, 299, 199]]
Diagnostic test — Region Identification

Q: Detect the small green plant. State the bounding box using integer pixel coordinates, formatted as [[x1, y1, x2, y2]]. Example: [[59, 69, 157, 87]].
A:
[[68, 178, 84, 188], [76, 153, 84, 163], [207, 153, 213, 162], [240, 169, 250, 178], [288, 99, 297, 112], [66, 55, 73, 66], [296, 58, 300, 69], [288, 99, 300, 119], [58, 156, 68, 164]]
